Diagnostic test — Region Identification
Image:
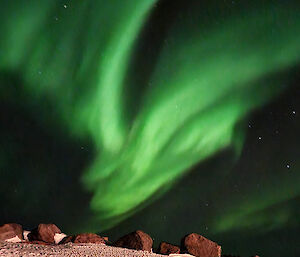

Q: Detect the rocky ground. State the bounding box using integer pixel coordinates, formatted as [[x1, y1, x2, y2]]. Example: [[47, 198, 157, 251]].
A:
[[0, 241, 168, 257], [0, 223, 259, 257]]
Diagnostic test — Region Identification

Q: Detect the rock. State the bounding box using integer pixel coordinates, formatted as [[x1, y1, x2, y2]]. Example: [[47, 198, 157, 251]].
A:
[[73, 233, 106, 244], [27, 232, 36, 241], [157, 242, 180, 255], [0, 223, 23, 241], [113, 230, 153, 252], [59, 235, 74, 244], [54, 233, 67, 244], [58, 233, 106, 244], [181, 233, 221, 257], [28, 223, 61, 244]]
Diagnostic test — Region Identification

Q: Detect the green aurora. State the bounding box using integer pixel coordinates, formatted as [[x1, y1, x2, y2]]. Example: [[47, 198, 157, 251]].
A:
[[0, 0, 300, 234]]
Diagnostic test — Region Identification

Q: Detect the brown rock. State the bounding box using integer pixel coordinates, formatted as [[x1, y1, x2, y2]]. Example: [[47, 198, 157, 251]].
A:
[[113, 230, 153, 252], [73, 233, 106, 244], [0, 223, 23, 241], [58, 233, 106, 244], [28, 223, 61, 244], [181, 233, 221, 257], [157, 241, 180, 255]]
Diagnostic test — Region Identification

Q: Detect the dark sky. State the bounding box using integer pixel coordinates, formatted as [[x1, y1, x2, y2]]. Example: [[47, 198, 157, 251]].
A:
[[104, 78, 300, 257], [0, 65, 298, 257], [0, 1, 299, 257]]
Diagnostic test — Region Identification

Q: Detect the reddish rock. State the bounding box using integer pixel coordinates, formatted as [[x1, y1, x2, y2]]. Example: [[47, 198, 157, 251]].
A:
[[0, 223, 23, 241], [73, 233, 106, 244], [28, 223, 61, 244], [181, 233, 221, 257], [113, 230, 153, 252], [157, 241, 180, 255], [59, 233, 106, 244]]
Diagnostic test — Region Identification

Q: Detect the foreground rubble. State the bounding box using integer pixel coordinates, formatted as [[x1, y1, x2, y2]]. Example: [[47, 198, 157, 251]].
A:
[[0, 223, 259, 257]]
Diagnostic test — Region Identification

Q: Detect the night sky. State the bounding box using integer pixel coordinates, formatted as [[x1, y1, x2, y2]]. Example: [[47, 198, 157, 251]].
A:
[[104, 76, 300, 257], [0, 1, 299, 257]]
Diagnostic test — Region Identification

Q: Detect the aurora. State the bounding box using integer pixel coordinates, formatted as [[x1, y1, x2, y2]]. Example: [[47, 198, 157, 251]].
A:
[[0, 0, 300, 236]]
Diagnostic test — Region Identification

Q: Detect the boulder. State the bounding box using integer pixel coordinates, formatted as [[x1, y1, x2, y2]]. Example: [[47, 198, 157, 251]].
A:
[[28, 223, 61, 244], [73, 233, 106, 244], [181, 233, 221, 257], [59, 233, 106, 244], [0, 223, 23, 241], [158, 242, 180, 255], [59, 235, 74, 244], [113, 230, 153, 252]]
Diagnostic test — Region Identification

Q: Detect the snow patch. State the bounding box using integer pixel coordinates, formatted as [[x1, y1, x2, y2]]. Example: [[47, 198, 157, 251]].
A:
[[54, 233, 67, 244], [23, 230, 30, 241], [5, 235, 22, 243]]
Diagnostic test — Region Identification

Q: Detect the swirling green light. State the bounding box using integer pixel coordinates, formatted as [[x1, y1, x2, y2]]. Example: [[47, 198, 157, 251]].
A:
[[0, 0, 300, 231]]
